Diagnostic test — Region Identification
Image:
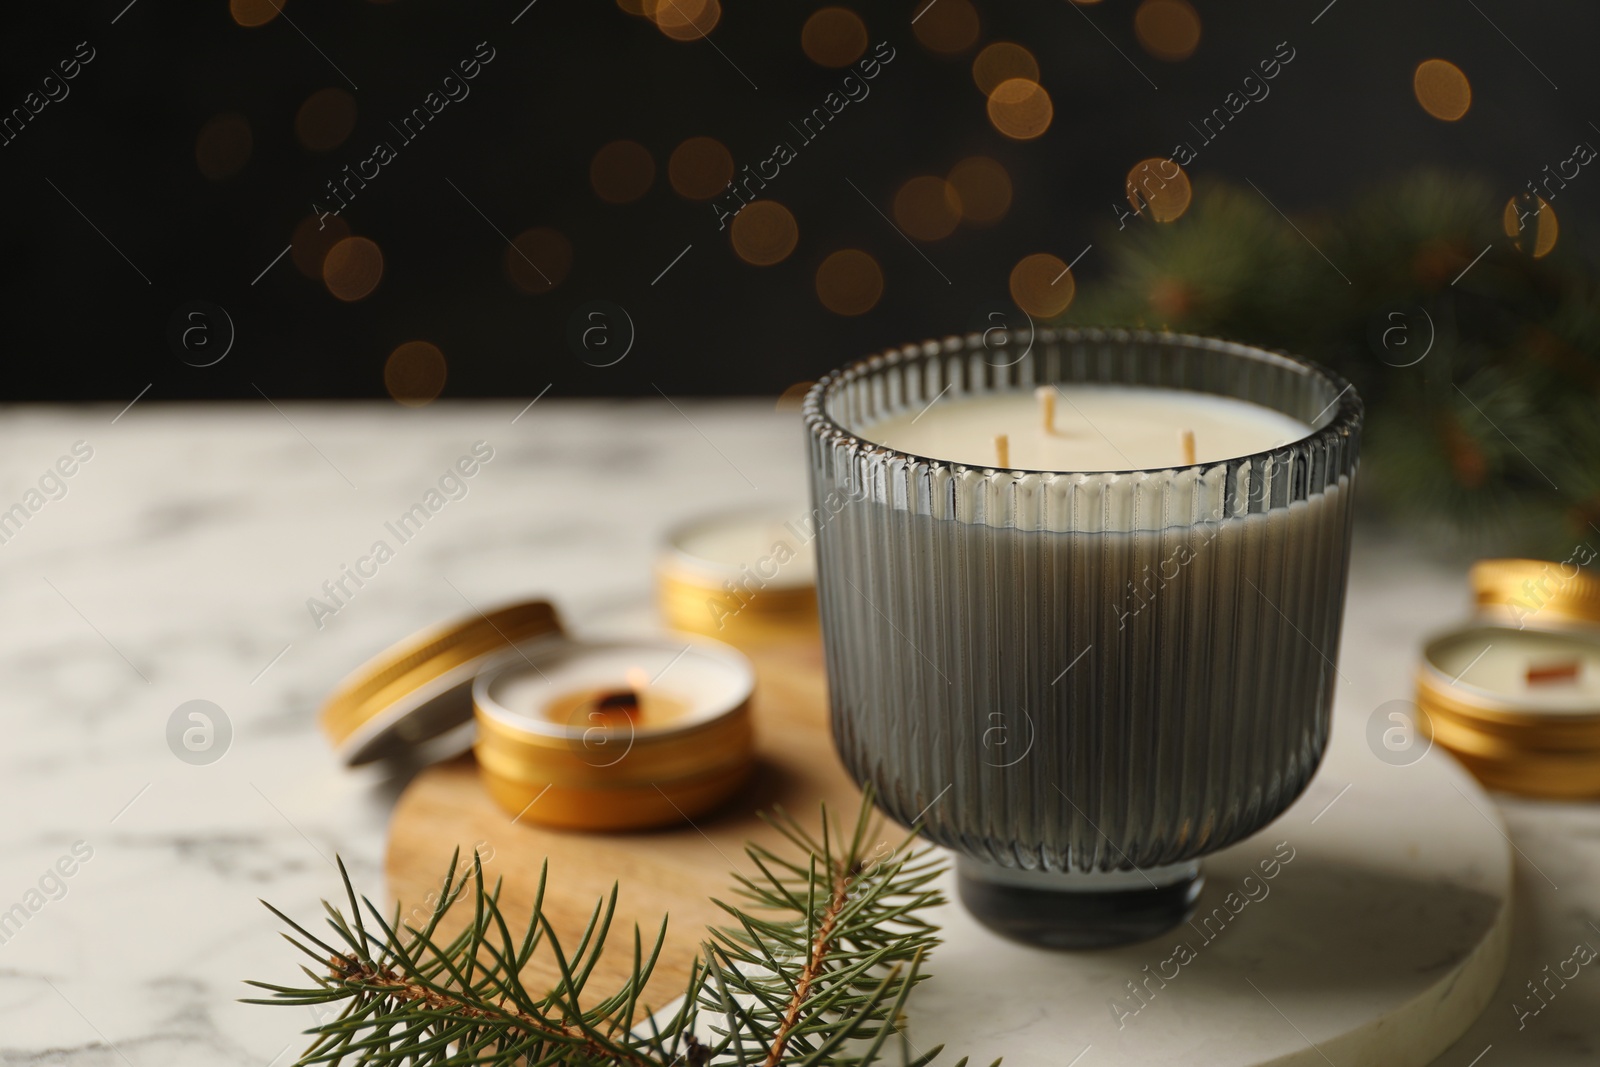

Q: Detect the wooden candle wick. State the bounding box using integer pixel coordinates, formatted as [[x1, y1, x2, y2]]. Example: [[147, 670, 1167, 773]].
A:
[[1035, 386, 1056, 435], [994, 434, 1010, 468], [1527, 660, 1581, 686], [1180, 429, 1196, 466]]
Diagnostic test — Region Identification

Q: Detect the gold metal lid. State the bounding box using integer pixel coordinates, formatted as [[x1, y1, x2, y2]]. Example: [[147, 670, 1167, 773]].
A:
[[656, 508, 817, 644], [1470, 558, 1600, 629], [472, 635, 757, 830], [319, 601, 565, 766], [1416, 621, 1600, 798]]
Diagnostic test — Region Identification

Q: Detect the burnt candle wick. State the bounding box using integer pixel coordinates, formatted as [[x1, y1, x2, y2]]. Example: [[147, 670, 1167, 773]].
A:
[[593, 688, 642, 717]]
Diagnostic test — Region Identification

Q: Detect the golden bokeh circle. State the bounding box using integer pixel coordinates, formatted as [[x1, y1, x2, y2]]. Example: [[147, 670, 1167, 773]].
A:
[[292, 214, 351, 280], [1134, 0, 1201, 61], [385, 341, 448, 408], [815, 250, 884, 316], [892, 176, 962, 241], [323, 237, 384, 302], [947, 156, 1012, 225], [986, 78, 1053, 140], [506, 227, 573, 294], [1502, 194, 1558, 259], [195, 113, 253, 180], [802, 7, 868, 68], [912, 0, 980, 55], [669, 136, 734, 200], [295, 88, 357, 153], [230, 0, 282, 28], [648, 0, 721, 40], [1414, 59, 1472, 121], [1125, 157, 1192, 222], [730, 200, 799, 266], [590, 140, 656, 205], [972, 42, 1039, 95], [1009, 254, 1077, 318]]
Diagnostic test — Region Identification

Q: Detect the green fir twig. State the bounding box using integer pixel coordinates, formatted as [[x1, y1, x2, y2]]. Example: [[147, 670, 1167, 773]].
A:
[[245, 794, 989, 1067]]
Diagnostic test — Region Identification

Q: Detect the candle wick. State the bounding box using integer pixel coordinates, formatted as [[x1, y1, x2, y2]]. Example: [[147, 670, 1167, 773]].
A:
[[1527, 659, 1582, 686], [594, 689, 642, 718], [1180, 429, 1196, 466], [1035, 386, 1057, 436], [994, 433, 1010, 469]]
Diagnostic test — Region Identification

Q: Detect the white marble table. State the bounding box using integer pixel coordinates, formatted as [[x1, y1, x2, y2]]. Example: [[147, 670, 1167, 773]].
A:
[[0, 400, 1594, 1066]]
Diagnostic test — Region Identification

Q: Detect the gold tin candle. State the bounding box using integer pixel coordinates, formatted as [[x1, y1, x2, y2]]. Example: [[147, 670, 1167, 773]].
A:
[[655, 508, 818, 644], [1417, 560, 1600, 798], [1469, 557, 1600, 630], [472, 635, 756, 830]]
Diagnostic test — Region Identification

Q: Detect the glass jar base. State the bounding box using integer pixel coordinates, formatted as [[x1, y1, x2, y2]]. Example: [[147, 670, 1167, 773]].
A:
[[956, 858, 1203, 950]]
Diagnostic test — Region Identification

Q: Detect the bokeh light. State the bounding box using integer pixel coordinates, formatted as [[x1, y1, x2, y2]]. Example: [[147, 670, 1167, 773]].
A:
[[506, 227, 573, 293], [912, 0, 980, 55], [229, 0, 281, 28], [195, 113, 252, 180], [291, 214, 351, 280], [1009, 254, 1076, 318], [947, 156, 1012, 226], [590, 140, 656, 204], [1414, 59, 1472, 121], [323, 236, 384, 301], [385, 341, 448, 407], [1134, 0, 1201, 61], [802, 7, 868, 68], [648, 0, 721, 40], [972, 42, 1039, 95], [295, 88, 357, 153], [730, 200, 798, 266], [892, 176, 962, 241], [1503, 194, 1558, 258], [669, 136, 734, 200], [1125, 157, 1192, 222], [815, 250, 884, 315], [986, 78, 1053, 140]]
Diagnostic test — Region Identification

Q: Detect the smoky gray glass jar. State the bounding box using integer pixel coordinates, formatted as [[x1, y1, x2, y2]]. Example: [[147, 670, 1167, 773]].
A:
[[801, 329, 1362, 948]]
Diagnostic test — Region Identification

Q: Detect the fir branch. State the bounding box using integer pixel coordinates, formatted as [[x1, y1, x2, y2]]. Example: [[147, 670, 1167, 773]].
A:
[[1067, 168, 1600, 557], [247, 793, 976, 1067]]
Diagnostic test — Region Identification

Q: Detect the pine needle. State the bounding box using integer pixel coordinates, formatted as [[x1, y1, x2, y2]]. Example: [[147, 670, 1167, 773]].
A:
[[246, 792, 984, 1066]]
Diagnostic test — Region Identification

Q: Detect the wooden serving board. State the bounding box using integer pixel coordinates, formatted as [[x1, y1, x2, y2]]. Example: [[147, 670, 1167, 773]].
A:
[[384, 635, 862, 1007]]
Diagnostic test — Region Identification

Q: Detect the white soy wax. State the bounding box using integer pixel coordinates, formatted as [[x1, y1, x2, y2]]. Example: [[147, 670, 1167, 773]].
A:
[[1432, 627, 1600, 714], [667, 510, 816, 588], [863, 385, 1312, 471], [482, 639, 752, 736]]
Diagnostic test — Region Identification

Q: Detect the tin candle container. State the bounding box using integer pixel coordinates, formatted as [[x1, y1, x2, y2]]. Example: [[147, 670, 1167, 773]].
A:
[[1416, 558, 1600, 798], [655, 508, 818, 645], [473, 635, 755, 830], [318, 600, 756, 831], [802, 329, 1362, 948]]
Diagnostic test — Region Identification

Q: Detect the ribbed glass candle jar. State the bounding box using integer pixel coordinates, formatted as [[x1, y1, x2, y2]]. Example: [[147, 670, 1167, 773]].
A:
[[802, 329, 1362, 947]]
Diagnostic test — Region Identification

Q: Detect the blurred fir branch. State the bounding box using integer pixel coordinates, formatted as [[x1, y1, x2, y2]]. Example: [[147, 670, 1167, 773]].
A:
[[246, 795, 986, 1067], [1067, 170, 1600, 559]]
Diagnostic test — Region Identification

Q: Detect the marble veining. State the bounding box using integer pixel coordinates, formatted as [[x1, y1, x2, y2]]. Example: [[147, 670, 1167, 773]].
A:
[[0, 400, 1594, 1065]]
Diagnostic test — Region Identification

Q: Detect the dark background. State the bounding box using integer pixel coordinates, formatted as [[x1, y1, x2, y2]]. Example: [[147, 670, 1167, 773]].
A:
[[4, 0, 1596, 401]]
